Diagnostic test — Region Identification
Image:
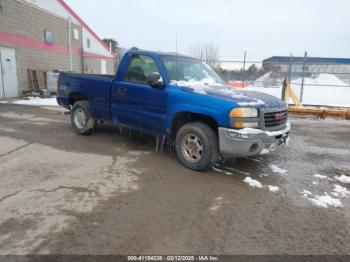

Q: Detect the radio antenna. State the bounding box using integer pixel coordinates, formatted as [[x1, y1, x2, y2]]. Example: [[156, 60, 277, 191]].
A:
[[175, 33, 178, 84]]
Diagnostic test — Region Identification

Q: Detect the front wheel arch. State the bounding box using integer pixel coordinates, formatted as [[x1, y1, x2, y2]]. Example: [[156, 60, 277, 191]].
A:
[[169, 111, 219, 142]]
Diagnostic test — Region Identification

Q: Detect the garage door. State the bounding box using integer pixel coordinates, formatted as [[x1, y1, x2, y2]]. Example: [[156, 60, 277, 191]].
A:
[[0, 48, 18, 99]]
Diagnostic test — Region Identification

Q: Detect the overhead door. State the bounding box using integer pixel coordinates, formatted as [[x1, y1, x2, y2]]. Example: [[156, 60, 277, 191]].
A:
[[0, 48, 18, 99]]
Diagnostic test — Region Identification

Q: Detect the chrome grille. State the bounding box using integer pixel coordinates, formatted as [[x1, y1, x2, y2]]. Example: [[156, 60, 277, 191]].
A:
[[263, 110, 288, 130]]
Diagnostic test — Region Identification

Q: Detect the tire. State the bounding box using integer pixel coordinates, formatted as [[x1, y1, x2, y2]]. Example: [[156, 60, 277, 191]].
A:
[[175, 122, 219, 171], [71, 100, 97, 136]]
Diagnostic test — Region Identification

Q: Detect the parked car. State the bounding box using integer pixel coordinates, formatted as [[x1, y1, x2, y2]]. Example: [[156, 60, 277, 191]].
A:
[[57, 50, 290, 171]]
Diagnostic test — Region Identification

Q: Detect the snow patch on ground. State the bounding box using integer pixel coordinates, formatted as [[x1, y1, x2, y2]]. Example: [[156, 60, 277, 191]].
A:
[[244, 177, 263, 188], [269, 164, 288, 175], [306, 194, 343, 208], [336, 175, 350, 184], [268, 185, 280, 192], [212, 167, 234, 176], [312, 181, 319, 186], [301, 188, 344, 208], [209, 196, 225, 212], [332, 185, 350, 198], [2, 97, 59, 107], [313, 174, 328, 180], [226, 167, 250, 176], [301, 190, 312, 197]]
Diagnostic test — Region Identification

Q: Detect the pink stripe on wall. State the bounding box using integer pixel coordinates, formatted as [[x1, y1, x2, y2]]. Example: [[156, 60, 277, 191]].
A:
[[0, 32, 115, 61], [0, 32, 71, 55]]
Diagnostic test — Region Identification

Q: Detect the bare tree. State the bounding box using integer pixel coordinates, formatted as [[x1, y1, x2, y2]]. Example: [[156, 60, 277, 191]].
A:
[[189, 42, 220, 68]]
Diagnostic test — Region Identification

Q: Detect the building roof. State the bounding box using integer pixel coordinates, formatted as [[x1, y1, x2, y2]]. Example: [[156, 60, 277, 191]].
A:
[[263, 56, 350, 65], [57, 0, 116, 58]]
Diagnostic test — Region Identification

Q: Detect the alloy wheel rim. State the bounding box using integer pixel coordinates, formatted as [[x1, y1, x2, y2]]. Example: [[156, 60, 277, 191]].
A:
[[74, 108, 86, 129], [181, 133, 204, 163]]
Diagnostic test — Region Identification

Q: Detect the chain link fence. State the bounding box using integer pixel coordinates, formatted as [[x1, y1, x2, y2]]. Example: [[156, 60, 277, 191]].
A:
[[213, 56, 350, 107]]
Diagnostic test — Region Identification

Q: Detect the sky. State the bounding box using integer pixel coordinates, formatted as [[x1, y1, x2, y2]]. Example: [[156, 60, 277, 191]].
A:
[[65, 0, 350, 61]]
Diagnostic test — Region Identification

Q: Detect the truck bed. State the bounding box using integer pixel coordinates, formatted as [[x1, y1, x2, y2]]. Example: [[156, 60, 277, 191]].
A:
[[58, 72, 116, 121]]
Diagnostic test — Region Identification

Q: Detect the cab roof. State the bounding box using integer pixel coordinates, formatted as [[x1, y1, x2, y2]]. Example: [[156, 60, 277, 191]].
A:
[[126, 50, 197, 60]]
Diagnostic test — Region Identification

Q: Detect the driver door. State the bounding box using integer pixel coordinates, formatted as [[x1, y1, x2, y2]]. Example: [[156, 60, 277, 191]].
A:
[[111, 54, 168, 134]]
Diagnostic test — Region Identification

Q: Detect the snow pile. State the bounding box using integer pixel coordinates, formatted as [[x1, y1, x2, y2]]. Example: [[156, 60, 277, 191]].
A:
[[336, 175, 350, 184], [294, 74, 347, 87], [269, 164, 288, 175], [268, 185, 280, 192], [244, 177, 263, 188], [1, 97, 59, 107], [247, 74, 350, 107]]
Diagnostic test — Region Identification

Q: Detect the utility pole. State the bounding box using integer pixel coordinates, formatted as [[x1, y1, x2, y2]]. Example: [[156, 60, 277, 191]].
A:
[[68, 16, 73, 71], [288, 54, 293, 83], [300, 51, 308, 103], [241, 50, 246, 86]]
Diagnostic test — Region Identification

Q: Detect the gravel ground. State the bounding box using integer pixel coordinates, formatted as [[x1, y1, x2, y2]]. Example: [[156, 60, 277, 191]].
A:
[[0, 104, 349, 255]]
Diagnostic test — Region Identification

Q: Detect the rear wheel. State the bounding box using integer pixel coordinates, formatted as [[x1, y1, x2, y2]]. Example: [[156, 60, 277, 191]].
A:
[[175, 122, 219, 171], [71, 101, 96, 135]]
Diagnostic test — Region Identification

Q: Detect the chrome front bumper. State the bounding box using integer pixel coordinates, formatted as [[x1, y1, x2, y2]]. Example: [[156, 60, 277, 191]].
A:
[[218, 121, 291, 157]]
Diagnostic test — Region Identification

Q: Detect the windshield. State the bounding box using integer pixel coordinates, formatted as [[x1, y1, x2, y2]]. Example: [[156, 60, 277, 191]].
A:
[[161, 56, 224, 86]]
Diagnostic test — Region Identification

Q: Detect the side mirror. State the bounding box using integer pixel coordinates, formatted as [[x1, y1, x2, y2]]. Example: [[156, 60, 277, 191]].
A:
[[147, 73, 163, 89]]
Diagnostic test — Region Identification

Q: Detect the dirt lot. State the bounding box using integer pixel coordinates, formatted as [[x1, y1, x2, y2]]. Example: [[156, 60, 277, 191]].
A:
[[0, 104, 349, 255]]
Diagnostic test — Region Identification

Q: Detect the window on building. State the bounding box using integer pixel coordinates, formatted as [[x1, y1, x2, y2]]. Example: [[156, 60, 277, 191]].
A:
[[86, 38, 91, 48], [73, 28, 79, 40], [44, 30, 54, 44], [124, 55, 160, 84], [0, 0, 4, 14]]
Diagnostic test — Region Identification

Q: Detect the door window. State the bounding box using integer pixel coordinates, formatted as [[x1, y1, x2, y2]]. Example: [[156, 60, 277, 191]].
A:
[[124, 55, 160, 84]]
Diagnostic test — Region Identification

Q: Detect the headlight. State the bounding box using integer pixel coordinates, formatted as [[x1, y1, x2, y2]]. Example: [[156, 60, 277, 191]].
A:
[[230, 107, 259, 129], [230, 107, 258, 118]]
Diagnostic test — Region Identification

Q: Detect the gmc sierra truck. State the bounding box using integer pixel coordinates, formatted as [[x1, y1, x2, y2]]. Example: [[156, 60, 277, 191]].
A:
[[57, 50, 290, 171]]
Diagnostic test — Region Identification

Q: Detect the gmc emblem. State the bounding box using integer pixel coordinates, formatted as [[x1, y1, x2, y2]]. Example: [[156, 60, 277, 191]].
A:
[[274, 113, 285, 121]]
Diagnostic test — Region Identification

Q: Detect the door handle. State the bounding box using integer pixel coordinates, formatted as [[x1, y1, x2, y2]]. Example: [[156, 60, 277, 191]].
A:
[[118, 87, 128, 95]]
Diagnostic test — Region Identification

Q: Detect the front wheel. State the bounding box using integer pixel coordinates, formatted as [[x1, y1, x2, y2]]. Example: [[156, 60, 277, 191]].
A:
[[71, 101, 97, 135], [175, 122, 219, 171]]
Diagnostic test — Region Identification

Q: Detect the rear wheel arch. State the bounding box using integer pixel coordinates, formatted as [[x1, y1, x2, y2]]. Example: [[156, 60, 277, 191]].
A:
[[68, 92, 89, 107]]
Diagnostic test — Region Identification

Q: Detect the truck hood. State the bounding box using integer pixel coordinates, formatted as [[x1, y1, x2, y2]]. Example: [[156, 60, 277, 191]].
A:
[[180, 84, 286, 109]]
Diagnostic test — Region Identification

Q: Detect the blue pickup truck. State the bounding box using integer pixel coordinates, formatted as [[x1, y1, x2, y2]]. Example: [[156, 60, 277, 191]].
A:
[[57, 50, 290, 171]]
